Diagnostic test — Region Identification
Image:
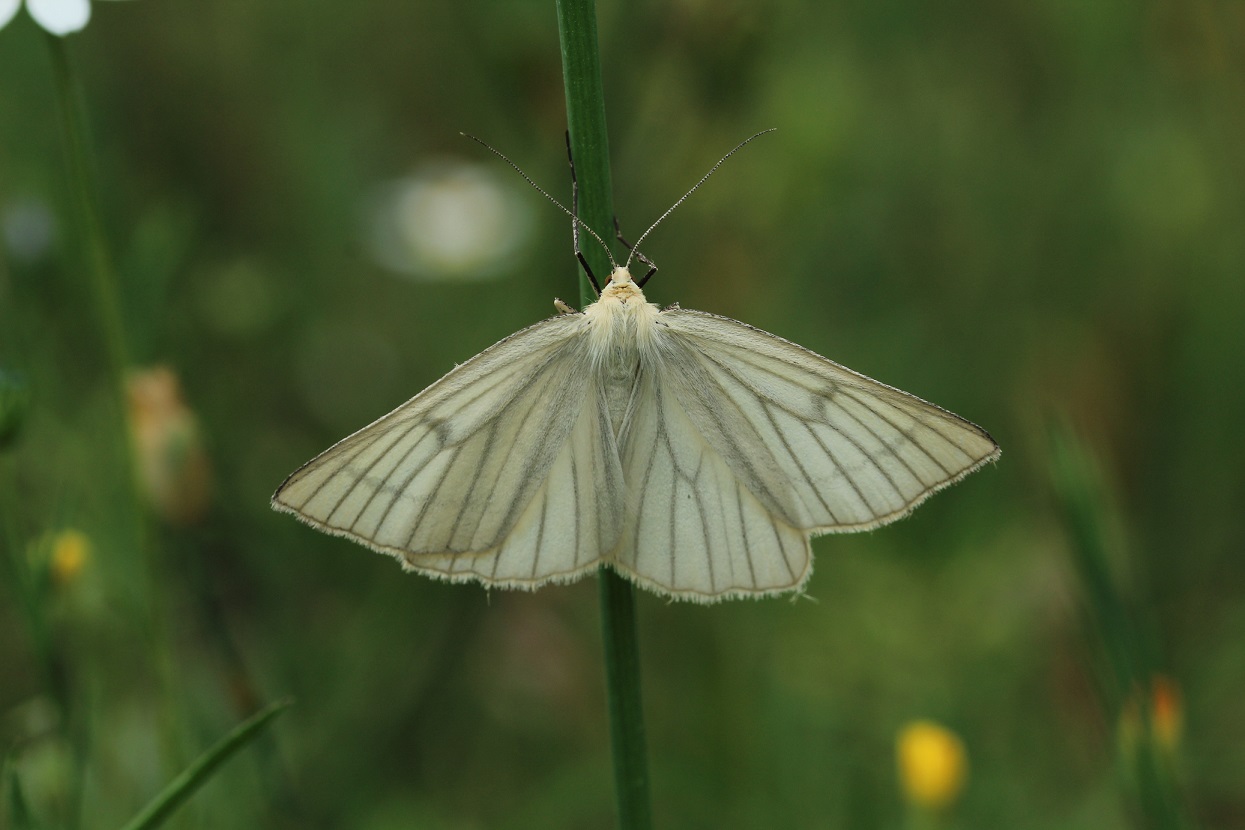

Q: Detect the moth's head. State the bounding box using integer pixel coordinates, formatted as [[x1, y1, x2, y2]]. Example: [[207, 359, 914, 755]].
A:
[[596, 266, 646, 305]]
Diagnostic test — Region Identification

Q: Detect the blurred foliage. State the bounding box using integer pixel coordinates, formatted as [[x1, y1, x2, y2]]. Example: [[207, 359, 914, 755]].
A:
[[2, 0, 1244, 827]]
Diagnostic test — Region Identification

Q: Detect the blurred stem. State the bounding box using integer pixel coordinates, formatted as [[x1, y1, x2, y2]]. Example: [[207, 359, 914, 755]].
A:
[[45, 34, 161, 626], [0, 460, 56, 698], [45, 34, 130, 385], [45, 31, 183, 811], [1048, 426, 1140, 709], [902, 807, 943, 830], [1048, 423, 1191, 830], [0, 459, 80, 829], [555, 2, 653, 828], [5, 759, 40, 830]]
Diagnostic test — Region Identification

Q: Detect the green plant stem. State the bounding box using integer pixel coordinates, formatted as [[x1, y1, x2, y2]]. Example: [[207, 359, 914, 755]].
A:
[[596, 570, 653, 829], [1048, 427, 1141, 709], [556, 0, 616, 298], [5, 759, 39, 830], [46, 31, 168, 646], [45, 32, 184, 820], [1, 474, 83, 830], [554, 2, 653, 828], [1048, 423, 1189, 830], [0, 461, 57, 699], [45, 34, 130, 386]]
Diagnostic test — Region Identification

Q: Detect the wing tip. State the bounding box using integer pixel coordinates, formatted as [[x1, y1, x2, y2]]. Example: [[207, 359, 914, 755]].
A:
[[806, 440, 1000, 537]]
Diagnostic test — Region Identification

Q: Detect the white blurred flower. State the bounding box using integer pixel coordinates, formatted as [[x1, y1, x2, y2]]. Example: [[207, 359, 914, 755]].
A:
[[2, 199, 57, 263], [363, 160, 533, 282], [0, 0, 132, 36]]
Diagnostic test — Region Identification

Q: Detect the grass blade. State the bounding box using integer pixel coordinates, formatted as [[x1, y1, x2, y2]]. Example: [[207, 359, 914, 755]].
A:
[[117, 698, 293, 830]]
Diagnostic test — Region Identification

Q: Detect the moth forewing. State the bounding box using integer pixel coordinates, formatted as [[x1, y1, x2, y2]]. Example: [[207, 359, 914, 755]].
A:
[[395, 380, 627, 589], [271, 313, 598, 561]]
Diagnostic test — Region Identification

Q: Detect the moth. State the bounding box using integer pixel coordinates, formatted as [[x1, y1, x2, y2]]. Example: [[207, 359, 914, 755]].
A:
[[272, 133, 999, 602]]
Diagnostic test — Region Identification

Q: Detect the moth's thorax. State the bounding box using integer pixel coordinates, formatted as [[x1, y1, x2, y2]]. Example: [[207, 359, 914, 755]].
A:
[[582, 267, 661, 350], [581, 267, 661, 432]]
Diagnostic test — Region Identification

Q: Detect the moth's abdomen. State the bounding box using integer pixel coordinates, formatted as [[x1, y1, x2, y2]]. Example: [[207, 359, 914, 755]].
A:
[[599, 347, 641, 440]]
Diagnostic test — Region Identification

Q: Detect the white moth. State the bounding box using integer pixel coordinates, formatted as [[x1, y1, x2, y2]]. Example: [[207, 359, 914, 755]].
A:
[[272, 134, 1000, 603]]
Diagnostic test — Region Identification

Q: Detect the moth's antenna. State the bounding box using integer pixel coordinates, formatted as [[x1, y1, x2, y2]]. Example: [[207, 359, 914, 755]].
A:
[[461, 133, 618, 271], [625, 128, 777, 269]]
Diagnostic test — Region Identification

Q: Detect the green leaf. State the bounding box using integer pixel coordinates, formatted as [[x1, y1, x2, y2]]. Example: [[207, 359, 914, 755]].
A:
[[117, 699, 293, 830]]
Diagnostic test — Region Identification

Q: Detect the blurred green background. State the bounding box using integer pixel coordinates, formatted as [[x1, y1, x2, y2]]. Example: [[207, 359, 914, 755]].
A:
[[2, 0, 1243, 827]]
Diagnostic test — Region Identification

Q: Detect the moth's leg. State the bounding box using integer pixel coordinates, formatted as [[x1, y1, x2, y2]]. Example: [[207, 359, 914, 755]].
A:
[[566, 131, 601, 295], [613, 215, 658, 287]]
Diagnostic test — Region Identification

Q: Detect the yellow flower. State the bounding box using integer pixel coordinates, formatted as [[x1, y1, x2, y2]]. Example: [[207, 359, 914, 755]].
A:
[[49, 529, 90, 585], [896, 720, 968, 810], [126, 366, 212, 525]]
